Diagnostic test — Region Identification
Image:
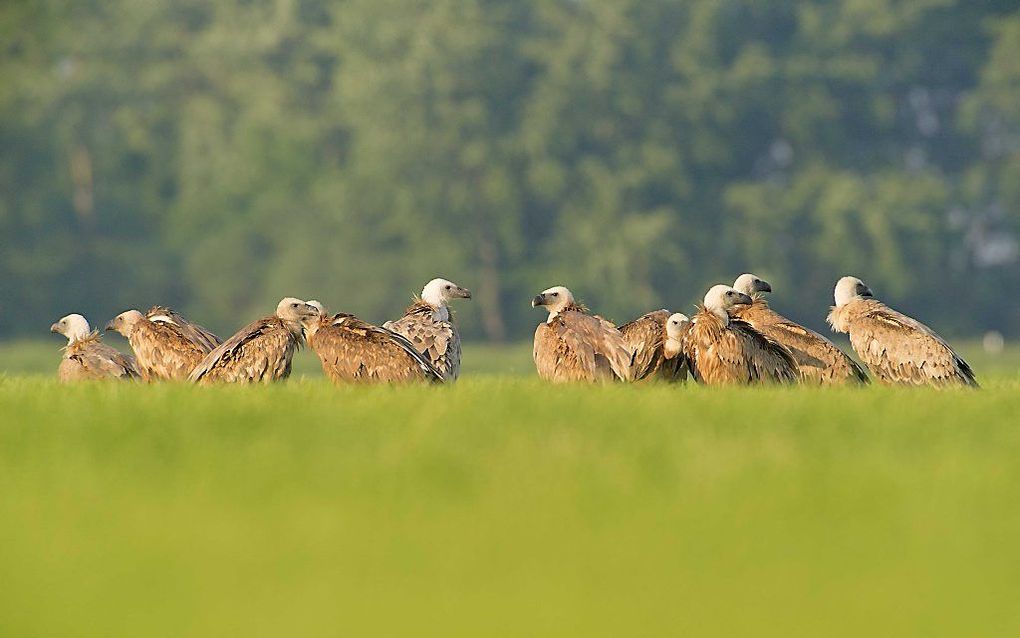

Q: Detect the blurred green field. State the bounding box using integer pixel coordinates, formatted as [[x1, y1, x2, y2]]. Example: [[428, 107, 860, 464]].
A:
[[2, 375, 1020, 636]]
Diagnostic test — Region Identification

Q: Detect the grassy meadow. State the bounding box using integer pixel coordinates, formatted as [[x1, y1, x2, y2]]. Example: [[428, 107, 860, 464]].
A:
[[2, 341, 1020, 636]]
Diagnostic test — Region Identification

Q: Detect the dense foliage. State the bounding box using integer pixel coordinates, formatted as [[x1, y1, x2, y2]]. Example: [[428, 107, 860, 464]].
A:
[[3, 0, 1020, 339]]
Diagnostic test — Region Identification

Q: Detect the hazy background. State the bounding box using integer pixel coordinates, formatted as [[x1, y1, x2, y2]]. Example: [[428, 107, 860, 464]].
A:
[[3, 0, 1020, 342]]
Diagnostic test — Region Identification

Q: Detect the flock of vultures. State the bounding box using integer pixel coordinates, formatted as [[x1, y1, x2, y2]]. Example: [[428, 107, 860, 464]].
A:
[[48, 275, 978, 388]]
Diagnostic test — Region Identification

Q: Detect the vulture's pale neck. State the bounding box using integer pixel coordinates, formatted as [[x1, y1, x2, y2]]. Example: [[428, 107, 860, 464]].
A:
[[420, 290, 452, 322], [707, 306, 730, 325]]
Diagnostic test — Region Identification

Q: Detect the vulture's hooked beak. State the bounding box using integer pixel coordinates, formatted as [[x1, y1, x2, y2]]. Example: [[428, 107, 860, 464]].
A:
[[735, 292, 754, 306], [49, 322, 61, 334], [531, 294, 545, 308], [457, 287, 472, 300], [758, 281, 773, 293], [104, 319, 116, 332], [859, 285, 874, 298]]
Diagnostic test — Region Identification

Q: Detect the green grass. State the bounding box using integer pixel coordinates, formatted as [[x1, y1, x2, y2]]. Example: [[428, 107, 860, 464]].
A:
[[2, 376, 1020, 637]]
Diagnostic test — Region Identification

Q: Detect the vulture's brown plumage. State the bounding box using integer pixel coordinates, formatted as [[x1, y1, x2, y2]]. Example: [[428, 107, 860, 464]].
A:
[[827, 276, 977, 387], [384, 278, 471, 381], [730, 274, 868, 385], [304, 304, 443, 384], [50, 314, 139, 382], [531, 286, 634, 383], [188, 298, 319, 384], [682, 285, 799, 385], [618, 309, 688, 382], [106, 306, 222, 381]]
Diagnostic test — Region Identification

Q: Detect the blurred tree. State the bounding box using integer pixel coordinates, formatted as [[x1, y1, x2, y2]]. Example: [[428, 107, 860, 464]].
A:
[[1, 0, 1019, 339]]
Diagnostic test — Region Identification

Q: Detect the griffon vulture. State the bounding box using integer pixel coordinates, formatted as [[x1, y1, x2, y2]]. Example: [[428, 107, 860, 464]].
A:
[[618, 309, 688, 382], [730, 273, 868, 385], [682, 285, 799, 385], [303, 301, 443, 384], [188, 298, 319, 384], [827, 276, 977, 387], [384, 278, 471, 381], [50, 313, 139, 382], [531, 286, 634, 383], [105, 306, 222, 381]]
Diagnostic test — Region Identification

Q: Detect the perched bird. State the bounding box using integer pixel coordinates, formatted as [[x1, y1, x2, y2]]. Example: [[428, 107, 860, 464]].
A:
[[188, 298, 319, 384], [664, 312, 693, 372], [531, 286, 634, 383], [303, 301, 443, 384], [384, 278, 471, 381], [730, 273, 868, 385], [682, 285, 799, 385], [105, 306, 222, 381], [827, 276, 977, 387], [618, 309, 688, 382], [50, 313, 139, 382]]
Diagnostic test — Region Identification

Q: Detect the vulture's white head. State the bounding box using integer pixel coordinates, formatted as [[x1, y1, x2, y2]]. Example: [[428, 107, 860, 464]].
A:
[[834, 276, 873, 307], [276, 297, 320, 326], [50, 313, 92, 343], [703, 285, 753, 324], [305, 300, 327, 318], [421, 278, 472, 308], [665, 313, 691, 340], [733, 273, 772, 296], [105, 310, 145, 337], [531, 286, 574, 320]]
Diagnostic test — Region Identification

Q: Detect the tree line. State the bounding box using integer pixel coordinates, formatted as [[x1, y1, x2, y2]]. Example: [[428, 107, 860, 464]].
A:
[[2, 0, 1020, 340]]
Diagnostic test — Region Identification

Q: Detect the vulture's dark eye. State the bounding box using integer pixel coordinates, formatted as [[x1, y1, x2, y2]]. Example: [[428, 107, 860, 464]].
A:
[[445, 285, 452, 290], [291, 303, 298, 308], [551, 292, 559, 297]]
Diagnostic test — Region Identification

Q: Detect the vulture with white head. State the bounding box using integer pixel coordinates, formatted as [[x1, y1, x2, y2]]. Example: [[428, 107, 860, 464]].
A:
[[50, 313, 139, 382], [827, 276, 976, 387], [384, 278, 471, 381], [188, 297, 319, 384], [681, 285, 799, 385], [303, 301, 443, 384], [730, 274, 868, 385], [618, 309, 689, 382], [105, 306, 222, 381], [531, 286, 634, 383]]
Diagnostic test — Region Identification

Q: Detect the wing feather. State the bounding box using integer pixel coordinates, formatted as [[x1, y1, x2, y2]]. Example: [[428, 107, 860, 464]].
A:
[[735, 299, 867, 384], [843, 299, 976, 387], [188, 317, 298, 384], [533, 311, 633, 382], [310, 314, 443, 383], [386, 302, 461, 381], [146, 306, 222, 353]]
